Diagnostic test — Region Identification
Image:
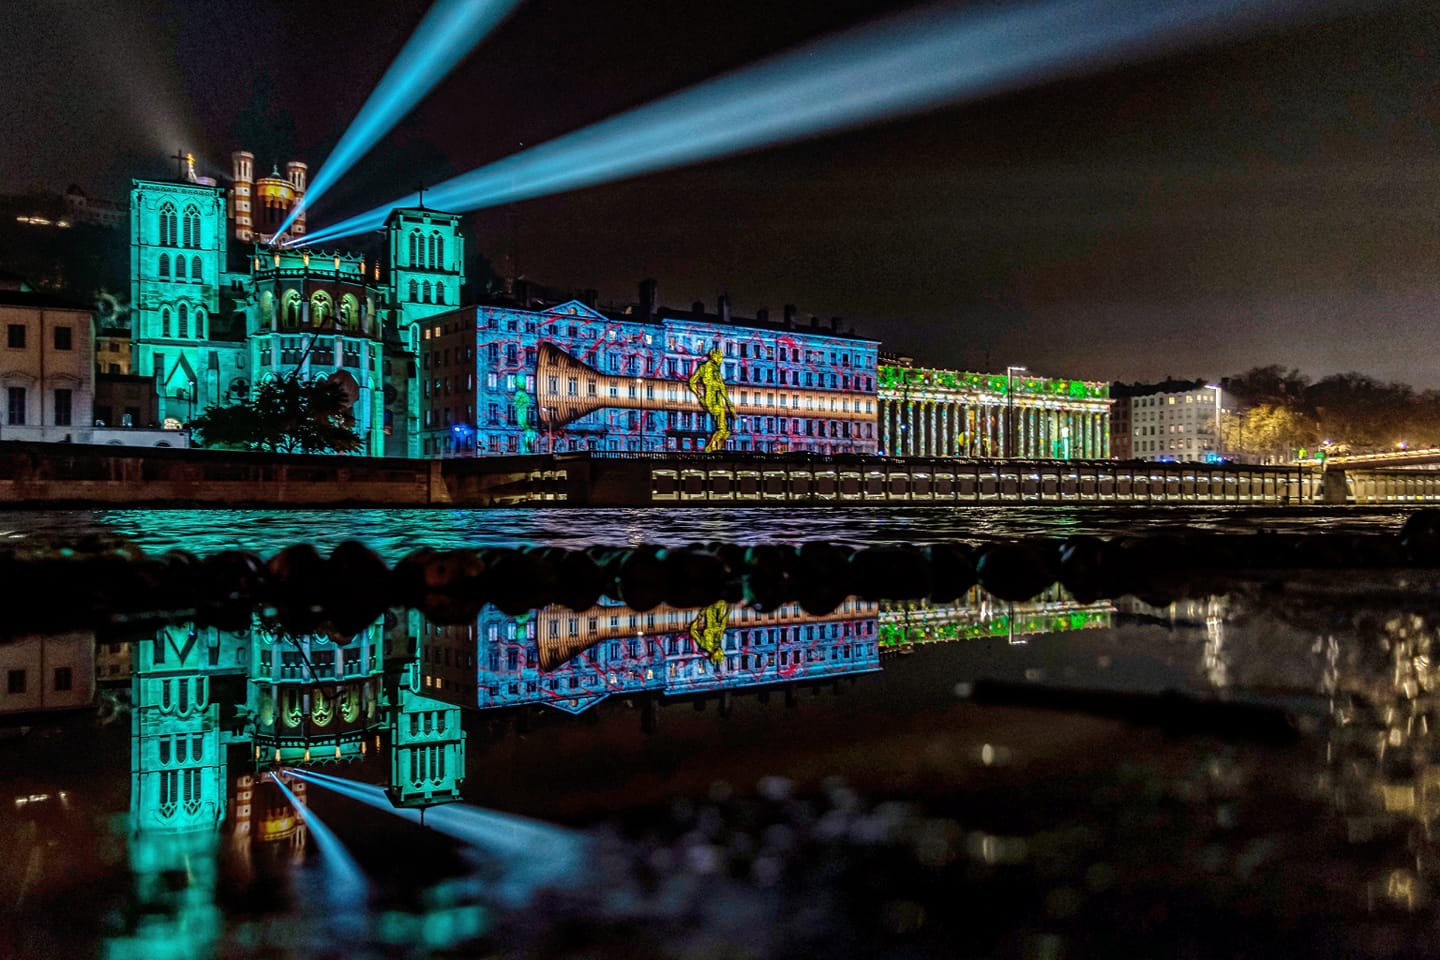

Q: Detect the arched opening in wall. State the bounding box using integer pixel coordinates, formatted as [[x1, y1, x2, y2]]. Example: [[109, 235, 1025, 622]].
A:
[[409, 230, 420, 267], [192, 256, 202, 282], [258, 290, 275, 329], [158, 253, 170, 278], [433, 232, 444, 269], [161, 308, 171, 338], [408, 279, 418, 302], [175, 256, 186, 279], [178, 303, 189, 338], [195, 308, 206, 339], [159, 202, 176, 246], [310, 290, 334, 327], [339, 294, 360, 331], [422, 280, 432, 304], [282, 290, 301, 328], [183, 205, 200, 248]]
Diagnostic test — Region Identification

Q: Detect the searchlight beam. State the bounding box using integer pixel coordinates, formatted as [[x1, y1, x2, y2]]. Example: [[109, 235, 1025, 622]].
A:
[[275, 0, 522, 238], [293, 0, 1351, 247]]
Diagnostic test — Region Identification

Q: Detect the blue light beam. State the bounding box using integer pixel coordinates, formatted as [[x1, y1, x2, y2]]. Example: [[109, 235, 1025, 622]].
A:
[[286, 768, 587, 906], [269, 773, 371, 933], [295, 0, 1356, 246], [275, 0, 522, 238]]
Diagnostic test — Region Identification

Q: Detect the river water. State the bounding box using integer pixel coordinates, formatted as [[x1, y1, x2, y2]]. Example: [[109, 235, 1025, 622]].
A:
[[1, 505, 1435, 959]]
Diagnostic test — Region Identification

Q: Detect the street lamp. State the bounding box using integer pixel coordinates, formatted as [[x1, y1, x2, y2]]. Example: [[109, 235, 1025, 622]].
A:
[[1006, 365, 1026, 458]]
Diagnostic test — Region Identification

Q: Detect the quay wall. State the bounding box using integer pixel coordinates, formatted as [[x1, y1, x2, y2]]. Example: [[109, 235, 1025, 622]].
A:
[[0, 442, 1436, 508]]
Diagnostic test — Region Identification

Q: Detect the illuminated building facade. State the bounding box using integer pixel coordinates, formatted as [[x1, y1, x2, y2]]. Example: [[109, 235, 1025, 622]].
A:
[[0, 287, 95, 442], [418, 291, 880, 457], [249, 248, 389, 455], [228, 151, 308, 245], [129, 172, 250, 429], [878, 585, 1113, 649], [1123, 381, 1226, 462], [877, 364, 1111, 459]]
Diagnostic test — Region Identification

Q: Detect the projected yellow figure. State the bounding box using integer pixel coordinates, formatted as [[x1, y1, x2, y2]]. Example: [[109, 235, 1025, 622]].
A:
[[688, 347, 733, 452], [689, 600, 730, 665]]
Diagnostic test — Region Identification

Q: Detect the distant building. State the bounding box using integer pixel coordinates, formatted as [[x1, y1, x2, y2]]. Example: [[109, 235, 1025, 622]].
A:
[[63, 185, 126, 229], [0, 287, 94, 442], [228, 151, 307, 245], [1114, 379, 1226, 462], [877, 363, 1111, 458]]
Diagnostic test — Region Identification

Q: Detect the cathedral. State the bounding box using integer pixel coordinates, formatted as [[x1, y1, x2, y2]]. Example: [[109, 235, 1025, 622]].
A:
[[128, 151, 465, 457]]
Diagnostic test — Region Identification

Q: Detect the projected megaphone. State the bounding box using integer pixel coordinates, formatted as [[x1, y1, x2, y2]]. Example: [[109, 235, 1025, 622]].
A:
[[534, 342, 870, 431]]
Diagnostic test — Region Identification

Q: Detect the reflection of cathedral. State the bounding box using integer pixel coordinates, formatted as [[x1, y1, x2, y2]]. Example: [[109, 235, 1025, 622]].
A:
[[128, 151, 465, 456]]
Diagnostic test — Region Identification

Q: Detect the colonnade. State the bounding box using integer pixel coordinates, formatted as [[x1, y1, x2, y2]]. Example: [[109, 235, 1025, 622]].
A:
[[878, 398, 1110, 459]]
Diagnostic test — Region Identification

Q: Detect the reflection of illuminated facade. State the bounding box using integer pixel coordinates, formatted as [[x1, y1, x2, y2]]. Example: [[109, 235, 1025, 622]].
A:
[[250, 621, 385, 766], [877, 364, 1111, 458], [418, 598, 881, 715], [878, 586, 1114, 649], [418, 292, 880, 457]]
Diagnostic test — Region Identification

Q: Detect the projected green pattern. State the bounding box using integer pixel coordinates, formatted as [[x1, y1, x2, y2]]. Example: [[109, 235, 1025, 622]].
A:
[[878, 365, 1109, 400], [877, 608, 1112, 646]]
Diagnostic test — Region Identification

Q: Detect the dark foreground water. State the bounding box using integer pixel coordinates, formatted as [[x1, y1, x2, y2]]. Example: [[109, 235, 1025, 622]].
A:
[[1, 506, 1436, 959]]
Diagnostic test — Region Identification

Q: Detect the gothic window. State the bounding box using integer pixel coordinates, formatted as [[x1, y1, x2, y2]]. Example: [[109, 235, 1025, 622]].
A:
[[408, 279, 418, 302], [162, 308, 171, 338], [158, 254, 170, 278], [195, 308, 205, 339], [178, 303, 189, 338], [427, 233, 437, 268], [410, 230, 420, 266], [340, 294, 359, 329], [435, 285, 445, 305], [159, 202, 176, 246], [192, 256, 202, 281], [434, 233, 444, 268], [175, 256, 186, 279], [310, 290, 334, 326], [184, 205, 200, 247], [282, 290, 301, 326], [422, 280, 432, 303]]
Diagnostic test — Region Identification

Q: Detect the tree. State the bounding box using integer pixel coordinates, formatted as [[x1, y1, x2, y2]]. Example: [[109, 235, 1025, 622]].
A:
[[1221, 403, 1314, 463], [189, 377, 362, 454]]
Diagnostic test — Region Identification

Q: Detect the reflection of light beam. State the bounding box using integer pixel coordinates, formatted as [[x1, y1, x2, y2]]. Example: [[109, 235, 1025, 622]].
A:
[[269, 773, 371, 928], [294, 0, 1348, 246], [274, 0, 521, 238], [286, 769, 586, 905]]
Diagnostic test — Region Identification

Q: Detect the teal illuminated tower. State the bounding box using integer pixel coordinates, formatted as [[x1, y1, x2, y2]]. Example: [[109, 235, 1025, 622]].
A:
[[386, 206, 465, 456], [129, 166, 248, 427]]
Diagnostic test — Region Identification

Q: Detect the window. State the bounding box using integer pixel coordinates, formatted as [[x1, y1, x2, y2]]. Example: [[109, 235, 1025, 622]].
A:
[[435, 285, 445, 305], [410, 230, 420, 266], [174, 256, 186, 279], [158, 253, 170, 277], [7, 324, 24, 349], [53, 667, 71, 692], [54, 389, 71, 426], [409, 279, 419, 301], [161, 308, 171, 338], [192, 256, 202, 281], [7, 669, 24, 693], [159, 202, 176, 246], [7, 387, 24, 425], [195, 308, 205, 339], [178, 304, 188, 338], [422, 280, 432, 303], [183, 205, 200, 247], [54, 326, 71, 350]]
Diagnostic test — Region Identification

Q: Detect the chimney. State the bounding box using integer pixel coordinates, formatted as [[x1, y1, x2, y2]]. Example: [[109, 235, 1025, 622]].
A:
[[830, 316, 842, 332], [718, 294, 731, 324], [692, 300, 705, 316], [639, 278, 657, 323], [783, 304, 796, 327], [756, 307, 770, 324]]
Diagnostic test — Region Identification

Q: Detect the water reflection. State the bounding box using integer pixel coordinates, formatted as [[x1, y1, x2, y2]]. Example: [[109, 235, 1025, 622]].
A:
[[21, 570, 1440, 956]]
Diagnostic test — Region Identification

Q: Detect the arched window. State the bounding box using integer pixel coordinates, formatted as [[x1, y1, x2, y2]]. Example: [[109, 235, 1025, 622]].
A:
[[191, 256, 202, 281], [310, 290, 333, 326], [408, 279, 418, 301], [183, 206, 200, 248], [282, 290, 301, 327], [178, 303, 189, 338], [422, 280, 432, 303], [159, 202, 176, 246], [158, 253, 170, 278], [434, 233, 444, 269], [174, 256, 186, 279], [161, 308, 171, 337], [427, 234, 436, 268], [435, 285, 445, 305], [410, 231, 420, 266], [339, 294, 359, 330], [195, 308, 205, 339]]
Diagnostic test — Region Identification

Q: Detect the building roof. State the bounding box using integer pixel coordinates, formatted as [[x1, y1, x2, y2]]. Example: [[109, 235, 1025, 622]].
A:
[[656, 305, 877, 344], [0, 288, 93, 311]]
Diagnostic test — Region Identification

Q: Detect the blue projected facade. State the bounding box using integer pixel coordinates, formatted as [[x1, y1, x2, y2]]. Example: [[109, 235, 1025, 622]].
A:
[[418, 295, 880, 456]]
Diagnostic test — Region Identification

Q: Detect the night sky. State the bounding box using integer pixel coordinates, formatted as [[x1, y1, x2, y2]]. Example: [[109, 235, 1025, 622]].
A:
[[3, 0, 1437, 386]]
